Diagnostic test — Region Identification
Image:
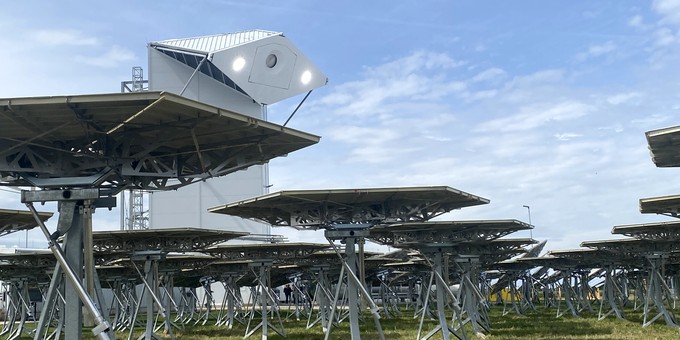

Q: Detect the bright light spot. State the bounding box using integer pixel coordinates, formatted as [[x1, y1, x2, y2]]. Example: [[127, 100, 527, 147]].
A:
[[301, 70, 312, 85], [232, 57, 246, 72]]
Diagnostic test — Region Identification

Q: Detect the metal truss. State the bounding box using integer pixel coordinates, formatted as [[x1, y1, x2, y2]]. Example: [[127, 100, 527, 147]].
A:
[[1, 278, 35, 340], [416, 250, 466, 340], [371, 220, 531, 247], [209, 187, 489, 229], [323, 231, 385, 340], [193, 276, 216, 327], [93, 229, 244, 254], [287, 200, 471, 228], [375, 270, 402, 318], [455, 256, 490, 337], [556, 269, 580, 318], [204, 243, 326, 262], [215, 273, 246, 329], [106, 278, 140, 332], [598, 265, 626, 320], [154, 271, 182, 335], [24, 190, 114, 340], [0, 209, 52, 238], [127, 251, 172, 340], [176, 287, 199, 324], [307, 265, 337, 332], [0, 92, 319, 192], [244, 261, 286, 339], [642, 254, 679, 328]]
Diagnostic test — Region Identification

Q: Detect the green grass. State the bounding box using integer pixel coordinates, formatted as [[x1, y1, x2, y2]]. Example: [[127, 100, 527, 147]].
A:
[[131, 306, 680, 339], [486, 308, 679, 340], [11, 306, 680, 339]]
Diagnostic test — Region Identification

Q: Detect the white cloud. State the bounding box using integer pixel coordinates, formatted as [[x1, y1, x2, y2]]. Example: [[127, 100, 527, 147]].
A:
[[628, 15, 645, 29], [368, 51, 465, 78], [597, 124, 624, 133], [461, 89, 498, 101], [576, 41, 616, 61], [320, 51, 468, 118], [504, 69, 565, 89], [630, 114, 672, 128], [349, 144, 421, 164], [467, 133, 547, 160], [324, 125, 415, 163], [653, 27, 680, 47], [75, 45, 136, 68], [497, 69, 567, 104], [606, 92, 642, 105], [653, 0, 680, 25], [29, 29, 99, 46], [476, 101, 594, 133], [554, 133, 582, 141], [471, 68, 506, 83], [425, 135, 452, 142], [327, 126, 400, 145], [0, 22, 139, 96]]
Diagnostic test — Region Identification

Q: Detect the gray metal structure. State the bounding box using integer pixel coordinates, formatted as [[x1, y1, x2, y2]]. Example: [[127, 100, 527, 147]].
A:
[[0, 92, 319, 340], [646, 124, 680, 167], [0, 209, 52, 238], [0, 250, 56, 340], [370, 220, 533, 340], [487, 240, 547, 316], [120, 66, 150, 231], [92, 228, 246, 340], [582, 236, 680, 328], [640, 195, 680, 218], [204, 243, 328, 339], [210, 186, 490, 340], [209, 186, 489, 228], [0, 92, 319, 190]]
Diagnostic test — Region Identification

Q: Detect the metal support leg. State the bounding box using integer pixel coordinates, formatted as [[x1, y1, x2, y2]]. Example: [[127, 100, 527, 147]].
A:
[[25, 200, 112, 340], [324, 232, 385, 340], [130, 253, 167, 340], [308, 265, 334, 331], [244, 261, 286, 339], [417, 251, 466, 340], [8, 278, 31, 340], [598, 265, 625, 320], [195, 277, 215, 326], [456, 255, 489, 336], [157, 272, 181, 334], [34, 264, 64, 340], [643, 254, 679, 328], [216, 274, 242, 329], [556, 270, 579, 318]]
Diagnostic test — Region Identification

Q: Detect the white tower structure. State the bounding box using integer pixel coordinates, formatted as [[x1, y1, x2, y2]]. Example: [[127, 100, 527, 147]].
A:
[[146, 30, 327, 233], [120, 66, 150, 230]]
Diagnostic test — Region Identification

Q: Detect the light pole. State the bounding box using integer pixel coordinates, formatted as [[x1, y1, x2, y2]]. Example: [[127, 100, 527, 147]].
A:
[[523, 205, 533, 239]]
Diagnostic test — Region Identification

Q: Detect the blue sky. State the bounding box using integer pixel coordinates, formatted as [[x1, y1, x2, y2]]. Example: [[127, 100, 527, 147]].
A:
[[1, 1, 680, 252]]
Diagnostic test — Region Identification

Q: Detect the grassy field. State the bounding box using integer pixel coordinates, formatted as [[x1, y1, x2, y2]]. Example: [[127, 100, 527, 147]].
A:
[[10, 306, 680, 339], [486, 308, 679, 340], [113, 306, 680, 340]]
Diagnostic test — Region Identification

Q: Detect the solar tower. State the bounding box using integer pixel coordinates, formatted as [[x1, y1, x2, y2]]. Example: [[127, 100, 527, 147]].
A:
[[145, 30, 327, 233]]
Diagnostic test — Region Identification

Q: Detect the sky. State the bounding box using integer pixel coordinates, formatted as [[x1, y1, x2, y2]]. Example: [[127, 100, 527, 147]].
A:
[[1, 1, 680, 253]]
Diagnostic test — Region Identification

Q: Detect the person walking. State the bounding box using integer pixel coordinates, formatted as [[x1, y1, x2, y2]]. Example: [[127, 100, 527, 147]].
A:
[[284, 284, 292, 304]]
